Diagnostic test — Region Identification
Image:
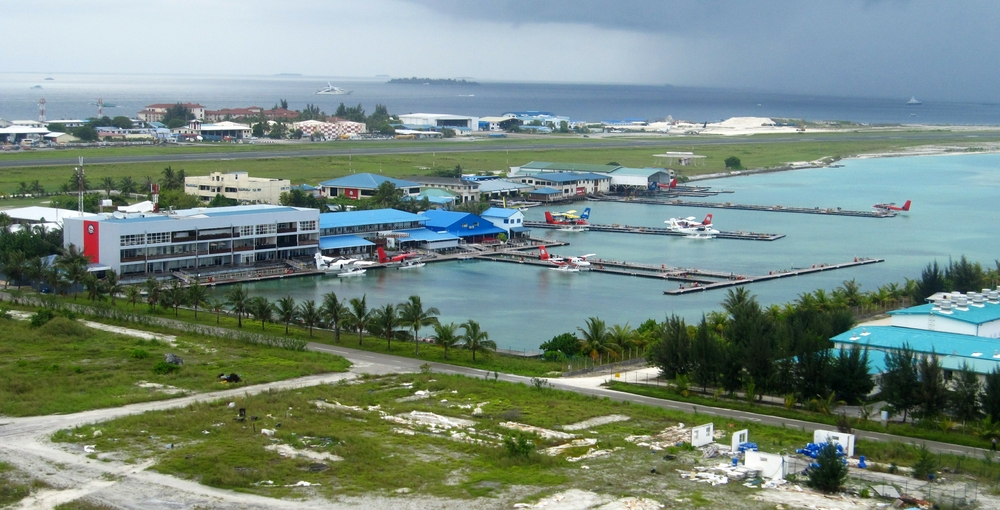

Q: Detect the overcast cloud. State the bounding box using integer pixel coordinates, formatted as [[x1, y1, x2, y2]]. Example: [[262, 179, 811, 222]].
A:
[[3, 0, 998, 101]]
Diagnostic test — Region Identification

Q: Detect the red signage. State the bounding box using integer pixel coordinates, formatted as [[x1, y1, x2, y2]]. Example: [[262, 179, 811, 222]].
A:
[[83, 220, 100, 263], [576, 187, 586, 195], [345, 188, 359, 199]]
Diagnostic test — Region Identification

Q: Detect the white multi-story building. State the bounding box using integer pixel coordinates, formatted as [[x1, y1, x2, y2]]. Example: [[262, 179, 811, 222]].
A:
[[63, 205, 319, 275], [138, 103, 206, 123], [397, 113, 480, 131], [184, 172, 291, 205]]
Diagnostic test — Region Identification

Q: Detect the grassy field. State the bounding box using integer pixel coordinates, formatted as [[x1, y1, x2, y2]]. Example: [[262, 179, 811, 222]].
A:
[[0, 461, 49, 507], [0, 313, 350, 417], [3, 133, 1000, 196], [50, 372, 1000, 505]]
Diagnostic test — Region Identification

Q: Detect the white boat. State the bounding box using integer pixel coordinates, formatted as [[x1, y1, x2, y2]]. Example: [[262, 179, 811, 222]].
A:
[[399, 261, 426, 269], [316, 82, 352, 95], [558, 225, 588, 232], [337, 267, 366, 277], [907, 96, 922, 105]]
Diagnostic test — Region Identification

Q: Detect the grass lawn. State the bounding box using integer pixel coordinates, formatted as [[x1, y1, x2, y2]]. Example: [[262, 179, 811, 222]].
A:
[[3, 132, 999, 196], [0, 314, 350, 417], [50, 372, 1000, 505]]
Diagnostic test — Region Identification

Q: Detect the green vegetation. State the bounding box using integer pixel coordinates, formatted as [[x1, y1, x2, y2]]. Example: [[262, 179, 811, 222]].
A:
[[807, 442, 848, 492], [0, 311, 349, 417], [0, 461, 49, 507]]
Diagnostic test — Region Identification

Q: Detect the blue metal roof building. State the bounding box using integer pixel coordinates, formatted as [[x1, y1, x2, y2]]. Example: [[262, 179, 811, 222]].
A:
[[317, 173, 421, 200], [832, 325, 1000, 376], [319, 209, 426, 235], [420, 210, 505, 242]]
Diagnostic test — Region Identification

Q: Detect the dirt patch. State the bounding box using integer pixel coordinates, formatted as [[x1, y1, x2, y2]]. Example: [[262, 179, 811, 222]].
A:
[[79, 320, 177, 346], [514, 489, 663, 509], [264, 444, 343, 463], [563, 415, 631, 431], [134, 381, 187, 395], [500, 422, 577, 440]]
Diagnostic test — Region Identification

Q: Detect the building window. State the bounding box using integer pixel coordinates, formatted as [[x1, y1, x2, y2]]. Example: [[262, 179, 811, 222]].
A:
[[239, 225, 254, 237], [120, 233, 145, 246], [256, 224, 276, 235], [147, 232, 170, 244], [299, 220, 317, 231]]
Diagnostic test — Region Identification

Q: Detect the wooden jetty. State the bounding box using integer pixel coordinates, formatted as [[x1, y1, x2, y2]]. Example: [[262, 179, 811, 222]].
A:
[[590, 196, 896, 218], [663, 258, 885, 295], [523, 221, 784, 241]]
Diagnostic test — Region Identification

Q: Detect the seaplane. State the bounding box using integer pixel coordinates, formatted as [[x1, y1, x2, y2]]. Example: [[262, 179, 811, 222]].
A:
[[538, 246, 595, 272], [377, 246, 422, 265], [872, 199, 911, 213], [544, 207, 591, 226], [337, 267, 367, 277], [315, 253, 358, 273], [665, 214, 719, 239], [647, 178, 678, 191]]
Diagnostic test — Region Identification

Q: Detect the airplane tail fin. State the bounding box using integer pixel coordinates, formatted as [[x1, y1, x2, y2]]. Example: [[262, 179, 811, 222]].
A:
[[377, 246, 388, 264], [702, 214, 713, 225], [539, 246, 550, 260], [580, 208, 591, 219], [902, 200, 911, 211], [544, 211, 556, 223], [669, 178, 678, 189]]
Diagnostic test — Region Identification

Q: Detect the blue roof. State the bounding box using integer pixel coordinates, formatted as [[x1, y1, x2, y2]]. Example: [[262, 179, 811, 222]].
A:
[[529, 172, 610, 183], [293, 184, 318, 191], [889, 302, 1000, 325], [419, 210, 506, 237], [396, 228, 459, 242], [318, 173, 420, 189], [482, 207, 519, 218], [477, 180, 532, 192], [319, 235, 375, 250], [530, 187, 563, 195], [832, 326, 1000, 374], [320, 209, 426, 229]]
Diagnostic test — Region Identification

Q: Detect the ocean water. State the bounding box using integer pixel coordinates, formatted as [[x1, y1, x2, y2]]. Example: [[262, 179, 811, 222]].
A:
[[234, 153, 1000, 351], [3, 72, 1000, 125]]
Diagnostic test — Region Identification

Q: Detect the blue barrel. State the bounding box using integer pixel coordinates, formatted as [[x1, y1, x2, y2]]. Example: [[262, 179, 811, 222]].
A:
[[732, 457, 739, 467]]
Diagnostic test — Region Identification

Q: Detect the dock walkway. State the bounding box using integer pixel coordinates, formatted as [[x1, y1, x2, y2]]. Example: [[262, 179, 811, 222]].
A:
[[524, 221, 784, 241], [590, 196, 896, 218]]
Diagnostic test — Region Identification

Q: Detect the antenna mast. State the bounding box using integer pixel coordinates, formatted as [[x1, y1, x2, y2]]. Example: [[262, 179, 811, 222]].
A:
[[76, 157, 85, 213], [38, 98, 46, 122]]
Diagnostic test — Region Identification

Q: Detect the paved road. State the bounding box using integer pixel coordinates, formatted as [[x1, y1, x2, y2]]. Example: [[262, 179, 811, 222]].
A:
[[2, 131, 996, 168]]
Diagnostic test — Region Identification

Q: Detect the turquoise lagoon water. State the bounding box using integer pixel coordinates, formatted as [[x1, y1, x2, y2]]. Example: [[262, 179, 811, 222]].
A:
[[236, 154, 1000, 351]]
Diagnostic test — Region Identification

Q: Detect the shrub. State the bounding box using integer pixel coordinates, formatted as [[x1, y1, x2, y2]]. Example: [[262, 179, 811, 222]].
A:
[[37, 317, 91, 338], [29, 308, 55, 327], [543, 350, 566, 362], [912, 444, 938, 480], [503, 433, 534, 459], [807, 442, 848, 493], [131, 349, 149, 359], [152, 361, 180, 375]]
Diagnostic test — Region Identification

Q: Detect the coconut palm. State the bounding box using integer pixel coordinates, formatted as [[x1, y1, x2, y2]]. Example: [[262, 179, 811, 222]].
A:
[[25, 257, 45, 291], [125, 285, 142, 311], [60, 247, 89, 300], [577, 316, 619, 362], [397, 295, 440, 355], [143, 277, 162, 311], [187, 279, 208, 319], [461, 320, 496, 362], [209, 297, 226, 324], [43, 262, 63, 296], [297, 299, 321, 337], [248, 296, 274, 331], [3, 251, 26, 289], [344, 295, 375, 346], [276, 295, 297, 335], [432, 322, 461, 359], [119, 176, 138, 196], [227, 284, 249, 327], [83, 273, 105, 302], [100, 176, 117, 197], [165, 280, 186, 316], [372, 303, 401, 350], [320, 291, 346, 343], [608, 323, 637, 358], [105, 269, 122, 305]]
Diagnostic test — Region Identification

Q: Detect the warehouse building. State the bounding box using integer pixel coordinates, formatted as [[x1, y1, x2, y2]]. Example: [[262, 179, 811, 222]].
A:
[[63, 205, 319, 275], [318, 174, 421, 200], [397, 113, 479, 131], [318, 209, 459, 256]]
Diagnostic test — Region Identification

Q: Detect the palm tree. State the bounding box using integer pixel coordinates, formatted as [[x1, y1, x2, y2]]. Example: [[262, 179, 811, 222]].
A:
[[119, 176, 138, 196], [397, 295, 440, 355], [187, 279, 208, 319], [248, 296, 274, 331], [143, 277, 162, 311], [297, 299, 321, 337], [209, 297, 226, 324], [105, 269, 122, 305], [432, 322, 461, 359], [59, 245, 89, 300], [276, 295, 297, 335], [83, 273, 105, 302], [320, 291, 346, 343], [372, 303, 401, 350], [577, 317, 619, 362], [461, 320, 496, 362], [608, 323, 636, 358], [43, 262, 63, 296], [125, 285, 142, 311], [166, 280, 186, 316], [3, 251, 26, 289], [227, 284, 249, 328], [344, 295, 374, 346], [100, 176, 116, 197]]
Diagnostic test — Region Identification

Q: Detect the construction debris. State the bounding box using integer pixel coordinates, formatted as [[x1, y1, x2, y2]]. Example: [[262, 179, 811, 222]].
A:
[[265, 444, 343, 463], [164, 353, 184, 365], [562, 415, 631, 431], [384, 411, 475, 430], [500, 422, 577, 440], [541, 438, 599, 456], [567, 447, 623, 463], [871, 484, 900, 499]]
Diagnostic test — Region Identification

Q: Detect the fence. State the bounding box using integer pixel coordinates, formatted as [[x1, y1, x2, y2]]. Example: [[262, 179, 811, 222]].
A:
[[562, 357, 647, 377]]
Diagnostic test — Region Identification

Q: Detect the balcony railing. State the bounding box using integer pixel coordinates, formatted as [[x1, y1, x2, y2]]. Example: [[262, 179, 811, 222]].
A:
[[197, 232, 232, 240], [233, 246, 254, 252], [277, 226, 297, 234], [298, 239, 319, 245]]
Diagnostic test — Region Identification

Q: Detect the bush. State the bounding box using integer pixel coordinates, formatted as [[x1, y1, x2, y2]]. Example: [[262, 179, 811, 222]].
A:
[[807, 442, 847, 493], [131, 349, 149, 359], [37, 317, 92, 338], [29, 308, 55, 328], [543, 350, 566, 362], [912, 444, 938, 480], [152, 361, 180, 375], [503, 433, 534, 459]]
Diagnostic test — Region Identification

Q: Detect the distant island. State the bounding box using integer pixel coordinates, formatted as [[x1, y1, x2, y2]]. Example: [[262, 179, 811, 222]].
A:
[[387, 77, 480, 86]]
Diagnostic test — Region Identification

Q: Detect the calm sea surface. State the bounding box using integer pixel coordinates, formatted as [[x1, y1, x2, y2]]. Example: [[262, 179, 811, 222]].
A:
[[3, 72, 1000, 125], [235, 154, 1000, 351]]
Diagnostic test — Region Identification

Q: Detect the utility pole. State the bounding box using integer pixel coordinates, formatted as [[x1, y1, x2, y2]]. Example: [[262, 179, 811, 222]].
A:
[[76, 157, 85, 213]]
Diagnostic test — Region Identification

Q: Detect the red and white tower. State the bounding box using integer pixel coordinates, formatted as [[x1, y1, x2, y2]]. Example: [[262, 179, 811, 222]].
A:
[[38, 98, 46, 122]]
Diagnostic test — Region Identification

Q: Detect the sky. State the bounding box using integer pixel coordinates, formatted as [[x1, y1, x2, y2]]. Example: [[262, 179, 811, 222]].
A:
[[4, 0, 999, 101]]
